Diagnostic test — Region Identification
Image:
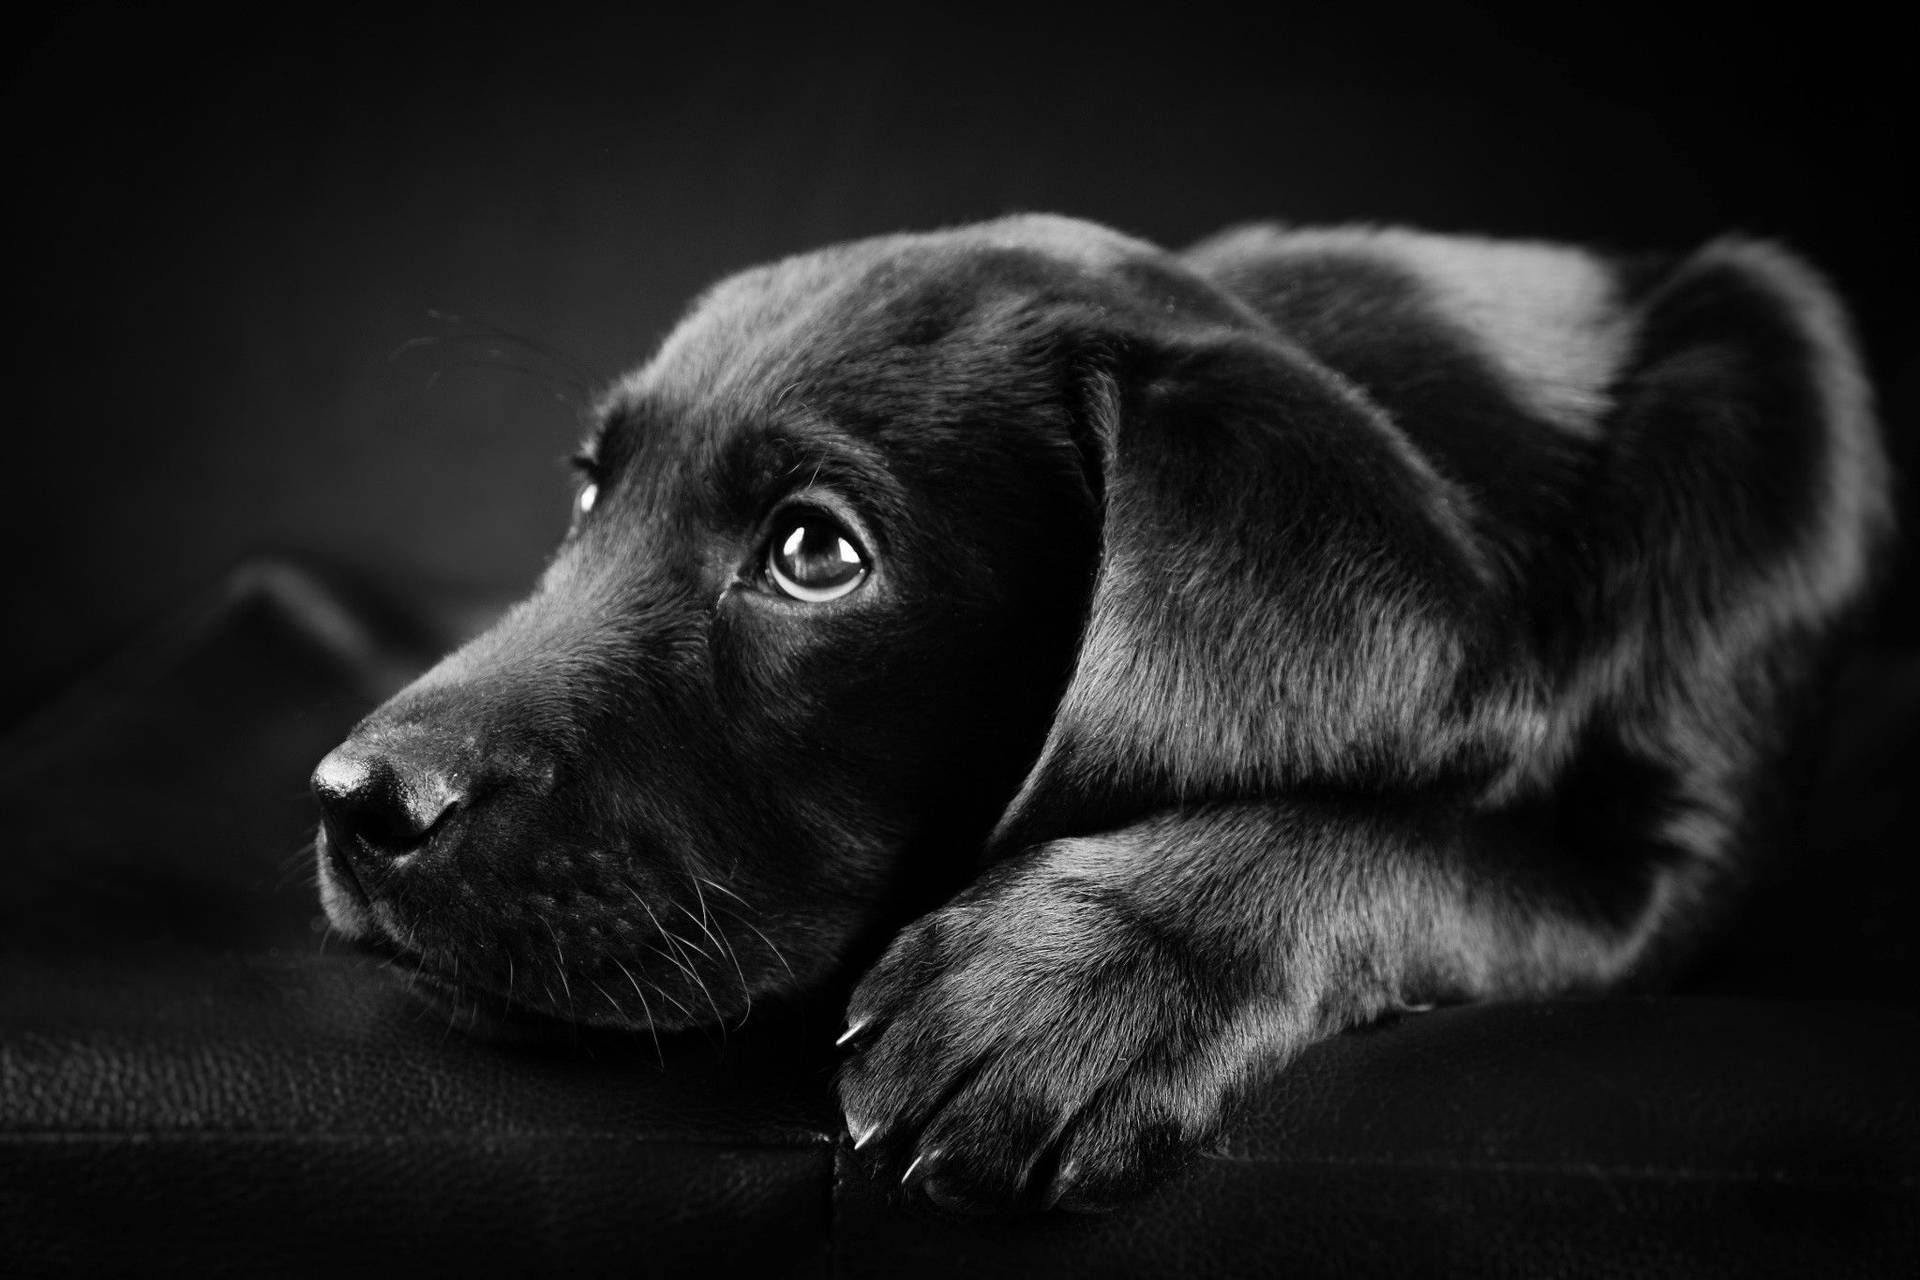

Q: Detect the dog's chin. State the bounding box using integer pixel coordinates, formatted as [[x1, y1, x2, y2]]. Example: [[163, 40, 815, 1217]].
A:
[[397, 967, 603, 1045]]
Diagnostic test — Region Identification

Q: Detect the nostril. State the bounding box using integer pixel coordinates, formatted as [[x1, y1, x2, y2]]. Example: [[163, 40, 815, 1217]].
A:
[[312, 741, 466, 861], [366, 768, 462, 850]]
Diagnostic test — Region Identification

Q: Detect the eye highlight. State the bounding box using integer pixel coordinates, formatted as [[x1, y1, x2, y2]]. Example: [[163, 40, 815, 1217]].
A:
[[767, 511, 868, 602]]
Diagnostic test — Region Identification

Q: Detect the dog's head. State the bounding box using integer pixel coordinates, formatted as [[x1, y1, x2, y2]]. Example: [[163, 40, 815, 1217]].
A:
[[312, 213, 1474, 1030]]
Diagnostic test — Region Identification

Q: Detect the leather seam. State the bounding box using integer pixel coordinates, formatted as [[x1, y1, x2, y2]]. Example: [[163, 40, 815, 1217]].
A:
[[1210, 1152, 1918, 1185], [0, 1130, 834, 1147]]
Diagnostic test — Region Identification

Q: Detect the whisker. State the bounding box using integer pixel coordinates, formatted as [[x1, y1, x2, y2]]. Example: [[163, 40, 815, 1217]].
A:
[[610, 957, 665, 1066], [554, 946, 573, 1012], [627, 881, 726, 1034], [640, 971, 699, 1023], [420, 308, 606, 388], [539, 918, 575, 1015], [688, 874, 795, 982], [276, 834, 320, 883], [437, 954, 464, 1044], [684, 874, 732, 960], [392, 313, 602, 410], [679, 886, 750, 1022], [629, 917, 721, 1028], [390, 334, 442, 358], [628, 885, 705, 972], [419, 359, 583, 404], [694, 875, 752, 910], [665, 930, 727, 1028], [665, 927, 715, 964], [735, 917, 797, 983], [673, 902, 727, 965], [639, 939, 700, 984]]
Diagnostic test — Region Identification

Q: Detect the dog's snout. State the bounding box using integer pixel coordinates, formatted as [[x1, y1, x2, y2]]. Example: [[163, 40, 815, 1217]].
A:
[[312, 737, 466, 861]]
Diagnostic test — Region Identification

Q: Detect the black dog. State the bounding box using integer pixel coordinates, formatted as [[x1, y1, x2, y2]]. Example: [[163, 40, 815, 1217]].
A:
[[312, 214, 1891, 1211]]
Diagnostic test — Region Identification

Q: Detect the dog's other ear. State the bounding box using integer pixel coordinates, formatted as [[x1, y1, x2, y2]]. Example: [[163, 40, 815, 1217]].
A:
[[989, 318, 1533, 857]]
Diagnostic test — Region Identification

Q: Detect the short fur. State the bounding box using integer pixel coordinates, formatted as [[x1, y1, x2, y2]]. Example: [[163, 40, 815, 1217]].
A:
[[312, 214, 1892, 1211]]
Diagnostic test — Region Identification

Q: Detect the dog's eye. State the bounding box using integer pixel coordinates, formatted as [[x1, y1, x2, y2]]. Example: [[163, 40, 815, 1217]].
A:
[[767, 513, 868, 602], [576, 483, 598, 517]]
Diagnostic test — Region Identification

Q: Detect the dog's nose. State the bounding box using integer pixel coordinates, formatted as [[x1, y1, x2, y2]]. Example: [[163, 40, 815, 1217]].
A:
[[311, 738, 466, 862]]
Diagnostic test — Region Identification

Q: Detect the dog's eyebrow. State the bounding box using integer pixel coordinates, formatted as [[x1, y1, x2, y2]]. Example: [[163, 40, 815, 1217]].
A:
[[717, 418, 910, 531], [577, 398, 654, 476], [584, 391, 908, 529]]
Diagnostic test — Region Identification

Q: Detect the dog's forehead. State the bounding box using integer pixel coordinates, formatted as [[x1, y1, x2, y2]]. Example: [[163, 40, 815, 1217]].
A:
[[578, 216, 1185, 511], [610, 216, 1158, 412]]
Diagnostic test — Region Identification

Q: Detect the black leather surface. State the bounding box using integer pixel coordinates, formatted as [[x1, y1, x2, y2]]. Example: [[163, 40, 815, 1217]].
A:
[[840, 999, 1918, 1278], [2, 561, 1915, 1276]]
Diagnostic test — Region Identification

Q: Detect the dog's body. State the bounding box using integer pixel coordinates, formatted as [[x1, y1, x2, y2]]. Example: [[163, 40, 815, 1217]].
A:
[[313, 215, 1890, 1211]]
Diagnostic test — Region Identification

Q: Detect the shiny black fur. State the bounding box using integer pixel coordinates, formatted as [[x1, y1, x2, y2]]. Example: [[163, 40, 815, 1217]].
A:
[[312, 215, 1891, 1211]]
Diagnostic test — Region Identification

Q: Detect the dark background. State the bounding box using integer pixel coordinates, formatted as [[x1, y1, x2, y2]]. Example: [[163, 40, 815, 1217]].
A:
[[5, 4, 1912, 722]]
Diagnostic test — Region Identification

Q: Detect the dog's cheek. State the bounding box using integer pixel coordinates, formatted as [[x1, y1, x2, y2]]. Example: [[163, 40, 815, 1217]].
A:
[[584, 727, 899, 1006], [705, 602, 951, 863]]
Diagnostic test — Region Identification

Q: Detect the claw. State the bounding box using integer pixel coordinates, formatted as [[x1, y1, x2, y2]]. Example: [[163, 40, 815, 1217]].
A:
[[848, 1118, 880, 1149], [835, 1018, 870, 1047], [901, 1148, 934, 1186]]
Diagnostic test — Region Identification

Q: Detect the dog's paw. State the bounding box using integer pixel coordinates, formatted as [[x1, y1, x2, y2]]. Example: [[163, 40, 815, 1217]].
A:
[[837, 853, 1260, 1212]]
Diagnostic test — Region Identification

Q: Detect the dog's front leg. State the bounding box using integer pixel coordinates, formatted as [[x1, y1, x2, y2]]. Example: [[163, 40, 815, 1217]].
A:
[[838, 795, 1652, 1211], [838, 800, 1488, 1211]]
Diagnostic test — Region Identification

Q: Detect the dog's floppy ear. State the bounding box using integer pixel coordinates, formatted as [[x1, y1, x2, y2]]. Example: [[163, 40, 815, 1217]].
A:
[[989, 313, 1527, 858]]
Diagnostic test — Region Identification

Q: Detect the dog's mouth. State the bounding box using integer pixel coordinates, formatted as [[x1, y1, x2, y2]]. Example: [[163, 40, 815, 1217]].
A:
[[314, 825, 742, 1036], [315, 823, 466, 962], [315, 827, 533, 1023], [319, 889, 613, 1040]]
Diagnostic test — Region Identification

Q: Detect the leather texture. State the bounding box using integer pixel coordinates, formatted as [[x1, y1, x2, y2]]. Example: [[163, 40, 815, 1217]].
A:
[[2, 561, 1915, 1277]]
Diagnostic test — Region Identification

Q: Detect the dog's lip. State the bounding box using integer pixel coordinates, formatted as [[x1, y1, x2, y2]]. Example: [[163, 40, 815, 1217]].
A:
[[315, 827, 380, 940], [315, 826, 372, 908], [336, 913, 576, 1025], [312, 834, 546, 1019]]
